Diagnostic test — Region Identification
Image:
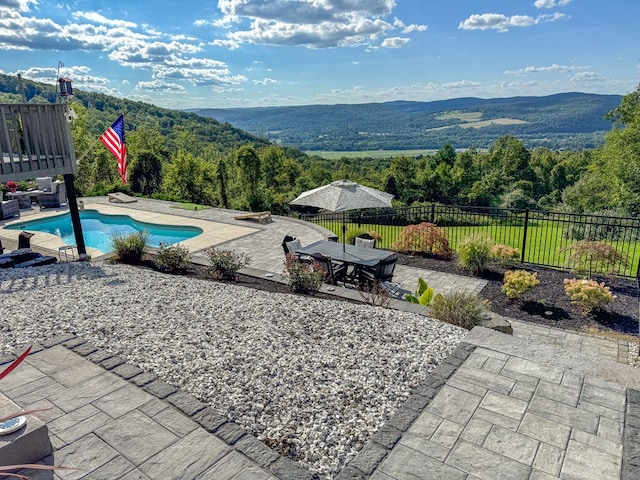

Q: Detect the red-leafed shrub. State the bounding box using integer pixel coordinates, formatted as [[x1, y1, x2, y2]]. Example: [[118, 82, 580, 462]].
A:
[[392, 222, 451, 257]]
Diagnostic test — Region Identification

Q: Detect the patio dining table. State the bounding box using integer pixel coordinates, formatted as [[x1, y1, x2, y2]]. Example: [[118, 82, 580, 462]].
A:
[[295, 240, 394, 268]]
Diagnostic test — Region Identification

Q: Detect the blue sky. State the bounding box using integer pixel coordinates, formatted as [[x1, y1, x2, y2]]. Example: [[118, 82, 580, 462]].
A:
[[1, 0, 638, 109]]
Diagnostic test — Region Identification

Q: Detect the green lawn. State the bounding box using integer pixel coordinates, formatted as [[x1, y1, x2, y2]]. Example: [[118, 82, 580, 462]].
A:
[[317, 219, 640, 277], [305, 149, 437, 160], [171, 202, 211, 211]]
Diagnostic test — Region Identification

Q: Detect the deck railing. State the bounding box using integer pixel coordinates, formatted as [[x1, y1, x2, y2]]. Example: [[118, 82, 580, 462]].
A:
[[0, 103, 77, 182], [301, 204, 640, 278]]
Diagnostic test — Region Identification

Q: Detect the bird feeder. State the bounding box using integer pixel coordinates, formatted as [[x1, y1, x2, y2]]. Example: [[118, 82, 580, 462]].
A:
[[58, 78, 73, 97]]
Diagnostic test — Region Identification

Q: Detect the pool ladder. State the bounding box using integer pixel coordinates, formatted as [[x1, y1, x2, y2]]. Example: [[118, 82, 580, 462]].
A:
[[58, 245, 78, 262]]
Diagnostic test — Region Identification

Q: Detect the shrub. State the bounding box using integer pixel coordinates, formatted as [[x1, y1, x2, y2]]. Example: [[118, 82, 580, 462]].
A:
[[154, 243, 191, 274], [110, 231, 149, 264], [282, 254, 324, 293], [430, 292, 490, 330], [404, 277, 435, 306], [457, 234, 494, 275], [207, 248, 250, 280], [491, 244, 520, 266], [358, 282, 392, 307], [560, 240, 628, 278], [391, 222, 451, 257], [502, 270, 540, 299], [563, 278, 616, 315]]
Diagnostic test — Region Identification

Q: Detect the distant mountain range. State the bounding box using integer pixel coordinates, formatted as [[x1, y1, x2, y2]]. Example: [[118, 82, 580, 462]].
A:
[[189, 92, 622, 151]]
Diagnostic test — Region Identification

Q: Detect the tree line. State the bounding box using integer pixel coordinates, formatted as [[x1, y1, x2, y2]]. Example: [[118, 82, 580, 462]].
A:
[[71, 85, 640, 219], [1, 73, 638, 217]]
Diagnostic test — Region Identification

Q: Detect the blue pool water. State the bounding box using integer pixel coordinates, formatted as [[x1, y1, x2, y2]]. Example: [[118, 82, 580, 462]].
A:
[[5, 209, 203, 254]]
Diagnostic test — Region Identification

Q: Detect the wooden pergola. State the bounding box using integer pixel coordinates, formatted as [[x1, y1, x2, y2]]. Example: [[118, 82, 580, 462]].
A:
[[0, 103, 86, 256]]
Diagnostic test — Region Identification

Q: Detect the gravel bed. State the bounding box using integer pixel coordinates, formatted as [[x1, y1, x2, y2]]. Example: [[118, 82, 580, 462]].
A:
[[0, 262, 466, 478]]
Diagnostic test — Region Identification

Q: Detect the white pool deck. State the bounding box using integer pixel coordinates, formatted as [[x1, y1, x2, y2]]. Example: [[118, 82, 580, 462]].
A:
[[0, 199, 259, 259]]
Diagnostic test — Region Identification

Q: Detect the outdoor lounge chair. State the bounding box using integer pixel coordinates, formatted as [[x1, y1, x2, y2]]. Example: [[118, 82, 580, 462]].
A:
[[37, 181, 66, 209], [311, 252, 348, 285], [0, 248, 57, 268]]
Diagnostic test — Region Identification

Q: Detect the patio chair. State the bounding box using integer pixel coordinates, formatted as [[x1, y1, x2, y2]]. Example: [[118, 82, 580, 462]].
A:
[[37, 181, 66, 209], [358, 252, 398, 287], [283, 236, 313, 264], [282, 235, 297, 255], [0, 199, 19, 219], [355, 233, 376, 249], [310, 252, 348, 285]]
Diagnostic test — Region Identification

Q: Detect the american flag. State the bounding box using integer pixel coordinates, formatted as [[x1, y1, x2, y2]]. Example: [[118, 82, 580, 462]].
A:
[[100, 114, 127, 184]]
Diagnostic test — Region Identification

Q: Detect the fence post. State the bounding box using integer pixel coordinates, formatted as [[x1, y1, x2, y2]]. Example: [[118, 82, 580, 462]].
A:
[[430, 203, 435, 223], [521, 208, 529, 264]]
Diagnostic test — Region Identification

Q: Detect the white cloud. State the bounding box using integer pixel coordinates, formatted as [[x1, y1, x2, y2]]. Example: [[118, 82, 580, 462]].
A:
[[381, 37, 409, 48], [504, 64, 589, 75], [0, 8, 249, 96], [213, 0, 418, 49], [534, 0, 571, 8], [570, 71, 605, 83], [253, 77, 278, 85], [136, 79, 186, 92], [0, 0, 36, 13], [458, 12, 567, 32], [72, 11, 137, 29], [212, 38, 240, 49], [402, 24, 427, 34], [442, 80, 482, 90]]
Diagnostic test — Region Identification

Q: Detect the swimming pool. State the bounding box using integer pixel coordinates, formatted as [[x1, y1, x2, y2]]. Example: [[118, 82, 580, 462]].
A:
[[5, 209, 203, 253]]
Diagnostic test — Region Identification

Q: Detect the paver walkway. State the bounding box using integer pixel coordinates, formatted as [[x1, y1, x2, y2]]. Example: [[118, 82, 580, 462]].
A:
[[355, 327, 640, 480]]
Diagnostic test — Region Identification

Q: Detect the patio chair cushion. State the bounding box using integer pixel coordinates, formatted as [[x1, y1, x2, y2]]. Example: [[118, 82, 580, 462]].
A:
[[16, 255, 57, 268], [285, 239, 302, 255], [282, 235, 296, 255], [355, 237, 376, 248], [36, 177, 52, 192]]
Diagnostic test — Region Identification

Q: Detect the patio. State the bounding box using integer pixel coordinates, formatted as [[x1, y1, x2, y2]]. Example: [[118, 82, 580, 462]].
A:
[[1, 198, 638, 479]]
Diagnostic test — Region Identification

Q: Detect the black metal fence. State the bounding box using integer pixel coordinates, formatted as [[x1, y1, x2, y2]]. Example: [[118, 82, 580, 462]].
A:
[[300, 204, 640, 278]]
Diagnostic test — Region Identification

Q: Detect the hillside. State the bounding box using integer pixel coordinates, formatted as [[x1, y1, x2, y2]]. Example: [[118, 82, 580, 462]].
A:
[[0, 73, 270, 154], [189, 93, 621, 151]]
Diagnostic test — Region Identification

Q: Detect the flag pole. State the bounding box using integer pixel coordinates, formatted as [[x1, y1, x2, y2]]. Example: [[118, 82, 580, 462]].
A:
[[74, 136, 103, 164]]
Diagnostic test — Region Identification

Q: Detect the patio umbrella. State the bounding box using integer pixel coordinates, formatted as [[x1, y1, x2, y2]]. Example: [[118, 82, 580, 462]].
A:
[[289, 179, 394, 251]]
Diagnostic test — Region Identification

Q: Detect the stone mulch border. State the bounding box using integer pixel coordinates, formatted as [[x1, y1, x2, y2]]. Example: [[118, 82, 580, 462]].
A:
[[334, 341, 476, 479]]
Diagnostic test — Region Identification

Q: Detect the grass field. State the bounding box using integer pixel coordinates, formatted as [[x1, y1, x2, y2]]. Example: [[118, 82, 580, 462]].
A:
[[171, 202, 211, 211], [305, 149, 437, 160], [317, 219, 640, 277], [435, 111, 483, 122]]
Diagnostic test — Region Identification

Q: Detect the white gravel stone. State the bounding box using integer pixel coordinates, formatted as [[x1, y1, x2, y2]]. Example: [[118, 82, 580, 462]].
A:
[[0, 262, 467, 478]]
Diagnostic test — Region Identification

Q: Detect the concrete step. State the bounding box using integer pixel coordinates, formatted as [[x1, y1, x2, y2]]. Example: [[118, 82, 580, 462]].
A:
[[0, 394, 52, 467]]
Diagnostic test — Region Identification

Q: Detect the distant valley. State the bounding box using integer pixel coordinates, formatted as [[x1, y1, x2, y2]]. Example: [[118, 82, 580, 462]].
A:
[[189, 92, 621, 152]]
